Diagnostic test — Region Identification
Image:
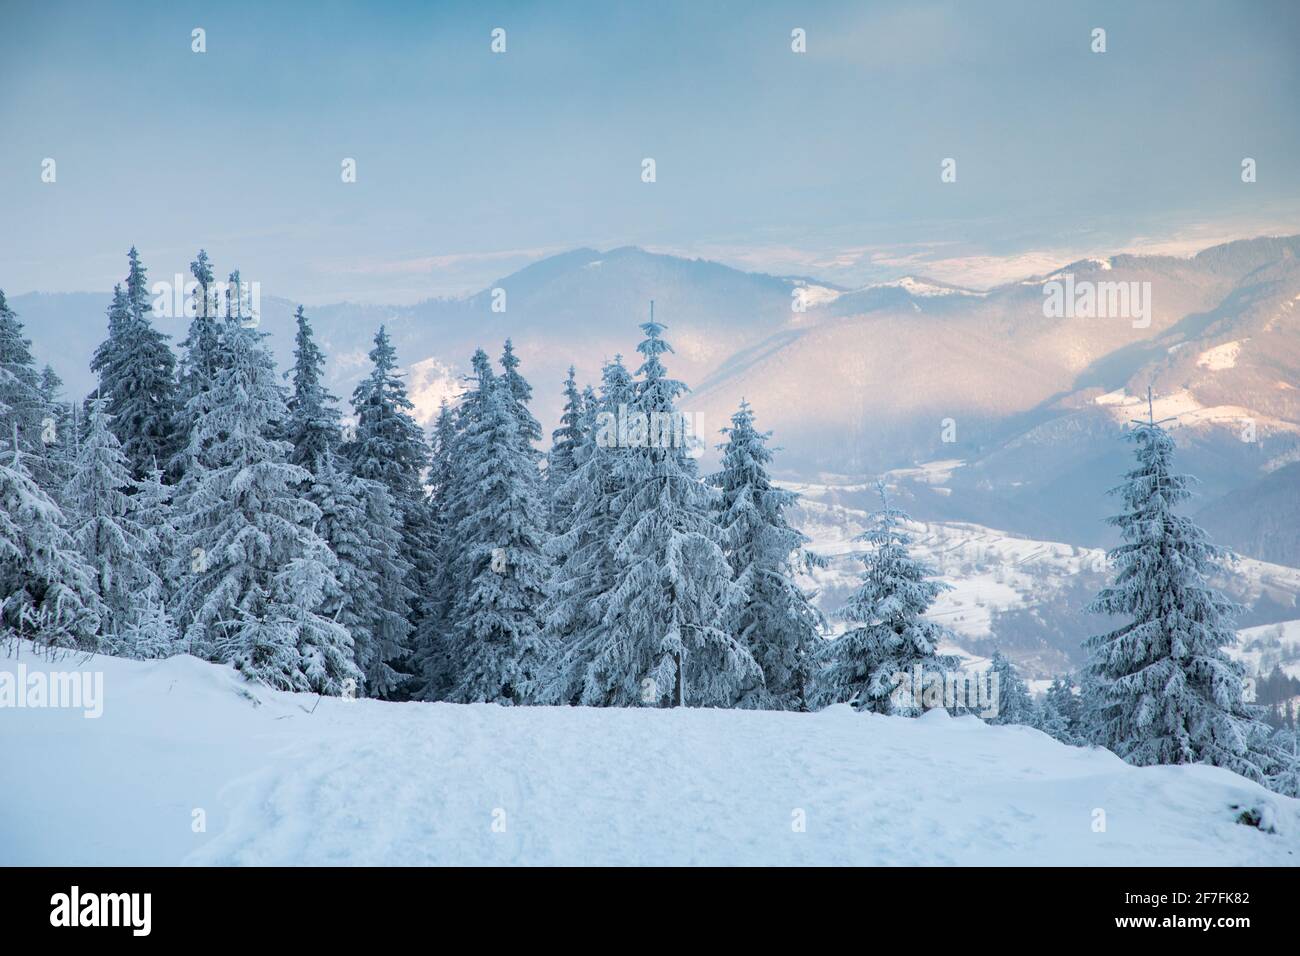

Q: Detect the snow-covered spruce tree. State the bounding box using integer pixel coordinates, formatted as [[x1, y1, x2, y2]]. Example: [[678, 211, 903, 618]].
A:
[[411, 398, 461, 699], [534, 356, 635, 705], [90, 249, 179, 480], [354, 476, 416, 695], [89, 284, 130, 404], [284, 306, 341, 473], [37, 365, 75, 498], [170, 320, 359, 694], [309, 458, 414, 698], [1075, 666, 1109, 746], [496, 339, 549, 538], [0, 291, 46, 445], [984, 650, 1035, 726], [345, 326, 434, 671], [416, 353, 495, 697], [441, 370, 552, 704], [0, 290, 61, 493], [593, 319, 756, 708], [1083, 398, 1267, 780], [713, 399, 826, 710], [171, 250, 224, 477], [1036, 675, 1085, 744], [817, 481, 960, 715], [131, 459, 179, 654], [275, 543, 364, 697], [499, 338, 543, 447], [546, 365, 584, 530], [498, 339, 549, 508], [222, 269, 250, 324], [285, 308, 413, 697], [0, 424, 103, 651], [63, 397, 174, 655]]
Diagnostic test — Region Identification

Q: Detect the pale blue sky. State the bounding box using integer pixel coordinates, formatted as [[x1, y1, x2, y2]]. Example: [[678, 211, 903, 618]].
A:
[[1, 0, 1297, 302]]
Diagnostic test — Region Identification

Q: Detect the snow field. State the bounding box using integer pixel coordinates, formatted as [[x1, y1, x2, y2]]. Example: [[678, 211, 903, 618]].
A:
[[2, 646, 1296, 866]]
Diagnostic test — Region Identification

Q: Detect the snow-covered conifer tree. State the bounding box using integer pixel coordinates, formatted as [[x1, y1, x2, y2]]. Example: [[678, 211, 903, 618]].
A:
[[274, 544, 362, 697], [309, 458, 414, 697], [535, 357, 634, 705], [417, 354, 493, 696], [546, 365, 584, 529], [0, 291, 60, 492], [172, 250, 224, 476], [985, 650, 1035, 726], [817, 482, 960, 714], [1035, 675, 1085, 744], [345, 326, 434, 667], [499, 338, 543, 447], [90, 249, 179, 479], [284, 305, 342, 473], [496, 339, 548, 528], [0, 424, 103, 651], [594, 319, 756, 707], [1083, 395, 1267, 779], [63, 397, 173, 654], [170, 321, 358, 693], [283, 309, 414, 697], [37, 365, 75, 497], [441, 374, 552, 704], [411, 399, 461, 699], [713, 400, 825, 710], [133, 460, 178, 623]]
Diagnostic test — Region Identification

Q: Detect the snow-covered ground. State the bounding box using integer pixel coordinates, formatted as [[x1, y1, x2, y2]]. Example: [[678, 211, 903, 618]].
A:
[[787, 482, 1300, 676], [2, 645, 1295, 866], [1232, 620, 1300, 680]]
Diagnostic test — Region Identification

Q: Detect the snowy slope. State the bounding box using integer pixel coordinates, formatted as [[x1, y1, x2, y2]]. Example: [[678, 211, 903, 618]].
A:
[[787, 481, 1300, 676], [2, 646, 1295, 866], [1232, 620, 1300, 680]]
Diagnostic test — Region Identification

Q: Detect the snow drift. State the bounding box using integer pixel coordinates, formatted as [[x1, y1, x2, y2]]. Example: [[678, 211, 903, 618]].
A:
[[1, 645, 1296, 866]]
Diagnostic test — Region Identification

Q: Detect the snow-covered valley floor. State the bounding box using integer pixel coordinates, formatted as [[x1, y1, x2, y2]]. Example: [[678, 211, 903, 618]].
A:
[[2, 646, 1296, 866]]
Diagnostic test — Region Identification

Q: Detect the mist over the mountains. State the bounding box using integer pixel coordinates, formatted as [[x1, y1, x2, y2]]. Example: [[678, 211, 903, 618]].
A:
[[14, 234, 1300, 572]]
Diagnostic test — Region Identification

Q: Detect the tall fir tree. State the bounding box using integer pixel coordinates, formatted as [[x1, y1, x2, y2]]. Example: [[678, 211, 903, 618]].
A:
[[535, 357, 634, 705], [284, 305, 341, 473], [497, 339, 548, 535], [546, 365, 584, 530], [419, 349, 497, 698], [284, 308, 413, 697], [411, 399, 460, 699], [90, 284, 131, 401], [0, 424, 103, 651], [985, 651, 1035, 726], [170, 321, 358, 694], [0, 291, 60, 493], [818, 482, 960, 714], [134, 460, 178, 595], [90, 250, 180, 480], [713, 400, 825, 710], [345, 327, 436, 658], [63, 398, 174, 655], [1083, 396, 1266, 780], [595, 317, 756, 707], [308, 459, 414, 697], [172, 250, 224, 475], [499, 338, 543, 446], [441, 369, 552, 704], [38, 365, 75, 497]]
